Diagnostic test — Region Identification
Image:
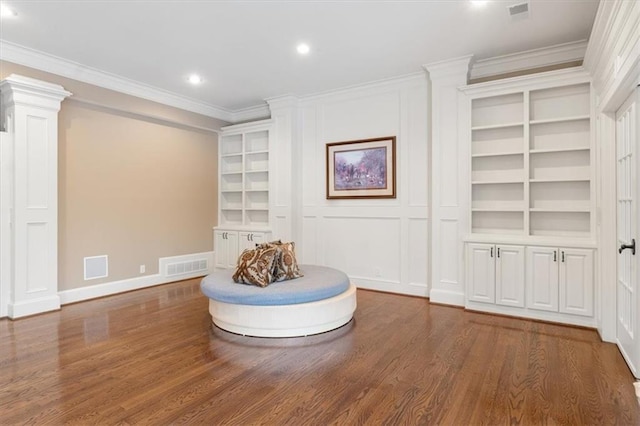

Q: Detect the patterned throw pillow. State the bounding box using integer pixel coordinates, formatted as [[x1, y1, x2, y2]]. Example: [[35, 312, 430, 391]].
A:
[[269, 241, 304, 282], [232, 245, 278, 287]]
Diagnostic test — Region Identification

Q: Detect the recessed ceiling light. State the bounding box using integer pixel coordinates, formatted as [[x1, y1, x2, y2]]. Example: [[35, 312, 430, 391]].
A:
[[0, 3, 17, 18], [188, 74, 203, 85], [297, 43, 310, 55], [470, 0, 488, 6]]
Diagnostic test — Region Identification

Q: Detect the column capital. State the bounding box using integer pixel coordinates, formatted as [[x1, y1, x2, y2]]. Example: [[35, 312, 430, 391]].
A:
[[0, 74, 72, 111]]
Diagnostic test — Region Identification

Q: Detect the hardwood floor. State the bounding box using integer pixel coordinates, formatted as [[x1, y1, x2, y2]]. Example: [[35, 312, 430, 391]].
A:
[[1, 278, 638, 425]]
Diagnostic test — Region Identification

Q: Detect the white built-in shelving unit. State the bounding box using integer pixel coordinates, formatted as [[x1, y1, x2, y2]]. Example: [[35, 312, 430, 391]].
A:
[[461, 68, 596, 328], [215, 119, 273, 269], [468, 77, 593, 239]]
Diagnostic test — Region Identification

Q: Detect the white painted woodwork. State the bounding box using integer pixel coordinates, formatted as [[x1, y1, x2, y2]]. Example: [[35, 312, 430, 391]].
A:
[[424, 56, 472, 306], [584, 0, 640, 342], [0, 74, 70, 319], [265, 95, 298, 243], [296, 74, 429, 297], [559, 248, 594, 317], [495, 245, 525, 308], [463, 70, 594, 240], [526, 246, 559, 312], [215, 119, 277, 270], [218, 119, 272, 229], [213, 229, 271, 270], [213, 230, 238, 269], [466, 243, 495, 304], [0, 131, 11, 318], [615, 88, 639, 377]]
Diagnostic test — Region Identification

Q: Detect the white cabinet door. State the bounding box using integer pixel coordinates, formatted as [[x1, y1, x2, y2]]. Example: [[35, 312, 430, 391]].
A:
[[495, 245, 525, 307], [559, 248, 593, 317], [526, 246, 559, 312], [214, 230, 239, 269], [213, 230, 228, 269], [238, 231, 270, 252], [467, 243, 495, 304]]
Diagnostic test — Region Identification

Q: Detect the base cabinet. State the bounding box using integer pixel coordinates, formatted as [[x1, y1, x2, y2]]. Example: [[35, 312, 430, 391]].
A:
[[214, 228, 272, 269], [526, 247, 593, 317], [467, 243, 525, 307], [467, 242, 594, 325]]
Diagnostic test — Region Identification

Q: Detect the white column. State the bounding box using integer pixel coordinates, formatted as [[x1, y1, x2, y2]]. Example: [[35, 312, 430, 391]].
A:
[[265, 95, 299, 243], [0, 74, 71, 318], [424, 56, 472, 306]]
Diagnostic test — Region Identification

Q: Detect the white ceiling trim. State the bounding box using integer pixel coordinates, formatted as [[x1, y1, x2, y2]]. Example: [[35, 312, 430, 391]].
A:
[[470, 40, 588, 80], [0, 40, 239, 122]]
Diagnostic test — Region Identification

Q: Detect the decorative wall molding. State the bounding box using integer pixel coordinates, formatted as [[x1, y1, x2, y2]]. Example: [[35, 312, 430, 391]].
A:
[[582, 0, 640, 343], [1, 74, 71, 319], [0, 40, 244, 122], [59, 251, 213, 305], [423, 56, 472, 307], [470, 40, 588, 81]]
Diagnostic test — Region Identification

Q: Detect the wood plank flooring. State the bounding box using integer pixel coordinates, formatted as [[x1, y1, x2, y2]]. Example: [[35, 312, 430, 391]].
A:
[[1, 278, 638, 425]]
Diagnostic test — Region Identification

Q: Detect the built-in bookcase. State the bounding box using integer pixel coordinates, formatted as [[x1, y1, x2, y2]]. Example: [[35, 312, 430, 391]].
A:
[[466, 75, 592, 239], [218, 120, 272, 228]]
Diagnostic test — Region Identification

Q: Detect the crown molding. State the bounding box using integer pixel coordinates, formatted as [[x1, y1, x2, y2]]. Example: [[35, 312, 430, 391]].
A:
[[230, 103, 271, 122], [423, 55, 473, 80], [0, 40, 237, 122], [470, 40, 588, 81]]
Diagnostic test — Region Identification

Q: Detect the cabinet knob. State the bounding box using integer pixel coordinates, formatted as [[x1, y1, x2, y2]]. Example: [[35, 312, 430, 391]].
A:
[[561, 251, 565, 263], [497, 248, 500, 258], [490, 247, 493, 258], [553, 251, 557, 262]]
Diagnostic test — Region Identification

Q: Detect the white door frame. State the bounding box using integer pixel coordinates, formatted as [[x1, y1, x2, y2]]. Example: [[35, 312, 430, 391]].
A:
[[615, 89, 639, 376]]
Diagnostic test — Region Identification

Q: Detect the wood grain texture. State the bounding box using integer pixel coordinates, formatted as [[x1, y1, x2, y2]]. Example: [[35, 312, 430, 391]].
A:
[[1, 278, 638, 425]]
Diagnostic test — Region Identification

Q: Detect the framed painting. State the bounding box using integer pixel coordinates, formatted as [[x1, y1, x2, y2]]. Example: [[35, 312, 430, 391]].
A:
[[326, 136, 396, 199]]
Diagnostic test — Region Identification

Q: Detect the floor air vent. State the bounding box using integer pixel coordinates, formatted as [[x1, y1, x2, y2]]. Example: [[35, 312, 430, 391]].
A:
[[166, 259, 208, 277]]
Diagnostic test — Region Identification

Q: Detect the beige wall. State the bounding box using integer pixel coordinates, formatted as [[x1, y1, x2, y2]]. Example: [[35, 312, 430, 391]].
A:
[[1, 61, 226, 290]]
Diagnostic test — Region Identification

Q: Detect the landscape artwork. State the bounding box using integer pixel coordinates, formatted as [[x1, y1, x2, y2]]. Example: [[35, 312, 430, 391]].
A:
[[334, 148, 387, 190], [326, 136, 396, 199]]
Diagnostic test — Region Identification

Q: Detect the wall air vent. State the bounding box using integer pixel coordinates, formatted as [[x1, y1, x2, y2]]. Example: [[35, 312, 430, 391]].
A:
[[508, 2, 529, 18], [166, 259, 208, 277], [84, 255, 108, 280]]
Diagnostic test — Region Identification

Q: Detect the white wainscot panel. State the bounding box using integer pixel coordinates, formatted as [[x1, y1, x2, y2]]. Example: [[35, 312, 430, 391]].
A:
[[322, 217, 400, 284], [321, 92, 400, 142], [26, 221, 48, 293], [26, 115, 49, 208], [408, 218, 428, 287], [301, 216, 318, 265], [439, 219, 459, 285], [301, 106, 318, 207], [439, 86, 459, 207], [407, 85, 429, 207]]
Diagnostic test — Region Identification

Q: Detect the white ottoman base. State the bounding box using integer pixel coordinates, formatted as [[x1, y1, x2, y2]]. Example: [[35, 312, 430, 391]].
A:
[[208, 282, 357, 337]]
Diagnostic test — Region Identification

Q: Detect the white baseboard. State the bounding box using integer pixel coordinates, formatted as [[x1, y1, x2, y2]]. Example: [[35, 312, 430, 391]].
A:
[[59, 251, 213, 305], [351, 276, 429, 298], [8, 295, 61, 318], [429, 288, 465, 307]]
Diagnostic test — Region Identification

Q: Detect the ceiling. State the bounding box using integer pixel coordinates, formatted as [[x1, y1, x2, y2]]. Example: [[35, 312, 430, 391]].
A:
[[0, 0, 600, 114]]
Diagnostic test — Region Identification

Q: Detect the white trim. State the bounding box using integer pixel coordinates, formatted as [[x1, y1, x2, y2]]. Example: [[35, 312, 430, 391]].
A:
[[470, 40, 588, 80], [59, 251, 213, 305], [8, 295, 60, 318], [296, 72, 427, 104], [429, 288, 466, 307], [461, 67, 591, 97], [0, 40, 235, 122], [59, 273, 164, 305], [351, 276, 429, 298], [231, 104, 271, 122]]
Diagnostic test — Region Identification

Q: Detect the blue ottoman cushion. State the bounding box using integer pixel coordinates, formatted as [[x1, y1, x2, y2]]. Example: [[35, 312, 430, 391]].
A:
[[200, 264, 350, 306]]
